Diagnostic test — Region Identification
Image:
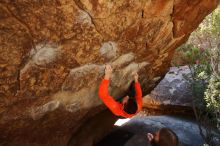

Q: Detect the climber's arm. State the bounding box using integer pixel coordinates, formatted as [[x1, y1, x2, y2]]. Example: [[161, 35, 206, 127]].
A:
[[135, 81, 142, 112], [98, 65, 122, 116], [98, 79, 121, 116], [134, 73, 143, 112]]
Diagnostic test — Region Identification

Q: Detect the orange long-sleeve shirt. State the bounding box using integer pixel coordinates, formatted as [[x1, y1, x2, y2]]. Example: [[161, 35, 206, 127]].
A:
[[98, 79, 142, 118]]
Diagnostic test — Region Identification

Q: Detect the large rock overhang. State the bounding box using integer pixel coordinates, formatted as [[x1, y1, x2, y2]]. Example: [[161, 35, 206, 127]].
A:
[[0, 0, 219, 145]]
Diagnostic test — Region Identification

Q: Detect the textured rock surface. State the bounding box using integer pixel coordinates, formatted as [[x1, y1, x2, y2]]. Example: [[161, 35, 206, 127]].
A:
[[0, 0, 219, 145], [142, 66, 194, 116], [97, 116, 220, 146]]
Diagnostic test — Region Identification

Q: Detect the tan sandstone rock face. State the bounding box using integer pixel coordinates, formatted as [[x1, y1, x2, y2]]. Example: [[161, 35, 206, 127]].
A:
[[0, 0, 219, 145]]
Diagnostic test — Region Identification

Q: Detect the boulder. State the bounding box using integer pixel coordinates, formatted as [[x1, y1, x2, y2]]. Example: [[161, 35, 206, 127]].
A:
[[0, 0, 219, 145], [143, 66, 193, 116]]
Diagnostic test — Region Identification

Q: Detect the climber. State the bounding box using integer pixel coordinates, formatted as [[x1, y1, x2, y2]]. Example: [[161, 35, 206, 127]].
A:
[[98, 64, 142, 118], [147, 128, 179, 146]]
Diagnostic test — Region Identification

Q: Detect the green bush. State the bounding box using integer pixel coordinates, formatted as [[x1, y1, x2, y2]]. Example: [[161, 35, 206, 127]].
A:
[[172, 5, 220, 145]]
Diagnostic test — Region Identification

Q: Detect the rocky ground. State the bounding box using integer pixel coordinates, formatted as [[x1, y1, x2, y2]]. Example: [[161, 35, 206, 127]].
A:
[[95, 114, 220, 146]]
